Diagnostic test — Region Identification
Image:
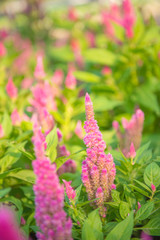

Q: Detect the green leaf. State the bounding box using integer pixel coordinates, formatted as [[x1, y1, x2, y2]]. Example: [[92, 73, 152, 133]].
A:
[[134, 179, 151, 193], [134, 142, 151, 163], [119, 201, 130, 219], [8, 170, 36, 183], [0, 148, 21, 172], [135, 201, 154, 221], [112, 190, 120, 203], [75, 184, 82, 203], [105, 211, 134, 240], [2, 112, 12, 136], [93, 96, 122, 112], [144, 162, 160, 188], [142, 217, 160, 236], [83, 48, 116, 65], [82, 209, 103, 240], [0, 187, 11, 198], [128, 184, 150, 197], [74, 71, 100, 83], [46, 126, 58, 162]]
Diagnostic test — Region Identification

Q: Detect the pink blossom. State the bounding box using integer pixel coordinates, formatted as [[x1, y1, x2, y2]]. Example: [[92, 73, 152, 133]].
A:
[[75, 120, 83, 139], [141, 231, 152, 240], [151, 183, 156, 193], [82, 93, 116, 217], [112, 120, 119, 130], [57, 128, 63, 142], [6, 78, 18, 99], [102, 66, 112, 75], [138, 202, 141, 210], [129, 142, 136, 159], [52, 69, 64, 86], [85, 31, 96, 48], [0, 42, 6, 56], [63, 180, 76, 203], [32, 127, 73, 240], [0, 206, 26, 240], [0, 125, 4, 138], [34, 55, 45, 79], [65, 70, 76, 90], [21, 78, 33, 89], [68, 7, 78, 21], [11, 109, 21, 126]]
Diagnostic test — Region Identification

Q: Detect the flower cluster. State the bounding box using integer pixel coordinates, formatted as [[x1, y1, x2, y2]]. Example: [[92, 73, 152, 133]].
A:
[[82, 93, 116, 217], [113, 108, 144, 157], [32, 125, 73, 240]]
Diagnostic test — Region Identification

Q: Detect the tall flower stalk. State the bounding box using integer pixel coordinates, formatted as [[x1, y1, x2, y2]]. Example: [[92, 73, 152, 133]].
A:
[[32, 125, 73, 240], [82, 93, 116, 217]]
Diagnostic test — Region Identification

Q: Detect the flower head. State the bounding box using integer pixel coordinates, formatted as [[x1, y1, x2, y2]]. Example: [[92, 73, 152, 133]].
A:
[[63, 180, 76, 203], [34, 55, 45, 79], [6, 78, 18, 99]]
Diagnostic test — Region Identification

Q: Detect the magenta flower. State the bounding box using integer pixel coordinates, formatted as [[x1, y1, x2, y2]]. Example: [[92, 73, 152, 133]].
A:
[[0, 42, 6, 56], [63, 180, 76, 204], [151, 183, 156, 193], [0, 124, 4, 138], [65, 70, 77, 90], [0, 206, 26, 240], [6, 78, 18, 99], [137, 202, 141, 210], [82, 93, 116, 217], [32, 126, 73, 240], [141, 231, 153, 240], [113, 109, 144, 157], [34, 55, 45, 79], [75, 120, 83, 139], [52, 69, 64, 86]]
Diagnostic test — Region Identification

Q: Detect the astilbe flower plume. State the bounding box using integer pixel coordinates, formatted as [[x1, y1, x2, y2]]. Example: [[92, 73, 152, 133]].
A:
[[0, 206, 26, 240], [113, 108, 144, 157], [32, 125, 73, 240], [82, 93, 116, 217]]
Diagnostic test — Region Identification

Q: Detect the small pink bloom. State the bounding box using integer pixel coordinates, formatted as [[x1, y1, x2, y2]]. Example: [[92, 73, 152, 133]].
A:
[[138, 202, 141, 210], [65, 70, 76, 90], [11, 109, 21, 126], [63, 180, 76, 203], [57, 128, 63, 142], [122, 118, 129, 129], [0, 125, 4, 138], [102, 66, 112, 75], [85, 31, 96, 48], [21, 78, 33, 89], [34, 55, 45, 79], [20, 217, 26, 225], [129, 142, 136, 159], [52, 69, 63, 86], [111, 184, 116, 190], [141, 231, 153, 240], [68, 7, 78, 21], [6, 78, 18, 99], [151, 183, 156, 192], [75, 120, 83, 139], [112, 120, 119, 130], [0, 42, 6, 56]]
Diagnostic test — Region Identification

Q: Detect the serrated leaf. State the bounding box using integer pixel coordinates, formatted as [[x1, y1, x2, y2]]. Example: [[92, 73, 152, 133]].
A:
[[144, 163, 160, 188], [142, 217, 160, 236], [105, 211, 134, 240], [135, 201, 154, 221], [0, 187, 11, 198], [120, 201, 130, 219], [129, 184, 150, 197]]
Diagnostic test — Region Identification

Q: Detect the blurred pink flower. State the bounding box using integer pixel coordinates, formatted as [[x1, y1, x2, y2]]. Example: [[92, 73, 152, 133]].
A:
[[34, 55, 45, 79], [63, 180, 76, 203], [11, 109, 21, 126], [68, 7, 78, 21], [75, 120, 83, 139], [65, 70, 76, 90], [0, 124, 4, 138], [52, 69, 64, 86], [151, 183, 156, 193], [6, 78, 18, 99], [128, 142, 136, 159], [0, 42, 6, 56], [21, 78, 33, 89], [141, 231, 152, 240], [102, 66, 112, 75], [85, 31, 96, 48]]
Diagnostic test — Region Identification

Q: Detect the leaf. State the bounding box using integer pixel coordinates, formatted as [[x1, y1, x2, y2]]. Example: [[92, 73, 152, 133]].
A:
[[142, 217, 160, 236], [75, 184, 82, 203], [112, 190, 120, 203], [74, 71, 100, 83], [144, 162, 160, 188], [0, 187, 11, 198], [8, 170, 36, 183], [134, 179, 151, 193], [135, 202, 154, 221], [128, 184, 150, 198], [105, 211, 134, 240], [46, 126, 58, 162], [0, 148, 21, 172], [83, 48, 116, 65], [119, 201, 130, 219], [134, 142, 151, 163], [104, 222, 118, 235], [93, 96, 122, 112], [1, 112, 12, 136], [82, 209, 103, 240]]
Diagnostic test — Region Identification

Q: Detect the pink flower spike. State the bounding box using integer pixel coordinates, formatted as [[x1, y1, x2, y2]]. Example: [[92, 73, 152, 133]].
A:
[[129, 142, 136, 159], [75, 120, 83, 139], [65, 70, 76, 90], [111, 184, 116, 190], [63, 180, 76, 202], [0, 42, 6, 56], [52, 69, 63, 86], [57, 128, 63, 142], [6, 78, 18, 99], [11, 109, 21, 126], [137, 202, 141, 210], [122, 117, 129, 129], [151, 183, 156, 192], [0, 124, 4, 138], [112, 121, 119, 130], [34, 55, 45, 79]]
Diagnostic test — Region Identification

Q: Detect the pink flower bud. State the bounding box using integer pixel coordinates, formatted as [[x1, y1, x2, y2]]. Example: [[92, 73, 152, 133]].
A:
[[75, 120, 83, 139], [111, 184, 116, 190], [0, 124, 4, 138], [129, 142, 136, 159], [0, 42, 6, 56], [102, 66, 112, 75], [65, 70, 76, 90], [112, 120, 119, 130], [6, 78, 18, 99], [138, 202, 141, 210], [151, 183, 156, 192], [63, 180, 76, 202], [34, 55, 45, 79], [11, 109, 21, 126], [52, 69, 63, 86]]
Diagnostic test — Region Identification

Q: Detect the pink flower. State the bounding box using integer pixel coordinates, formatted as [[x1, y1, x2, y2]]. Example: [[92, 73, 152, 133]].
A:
[[11, 109, 21, 126], [65, 70, 76, 90], [141, 231, 152, 240], [138, 202, 141, 210], [21, 78, 33, 89], [34, 55, 45, 79], [129, 142, 136, 159], [6, 78, 18, 99], [85, 31, 96, 48], [68, 7, 78, 21], [102, 66, 112, 75], [112, 121, 119, 130], [0, 42, 6, 56], [32, 127, 73, 240], [52, 69, 64, 86], [0, 125, 4, 138], [151, 183, 156, 193], [57, 128, 63, 142], [75, 120, 83, 139], [82, 93, 116, 217], [63, 180, 76, 203], [0, 206, 26, 240]]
